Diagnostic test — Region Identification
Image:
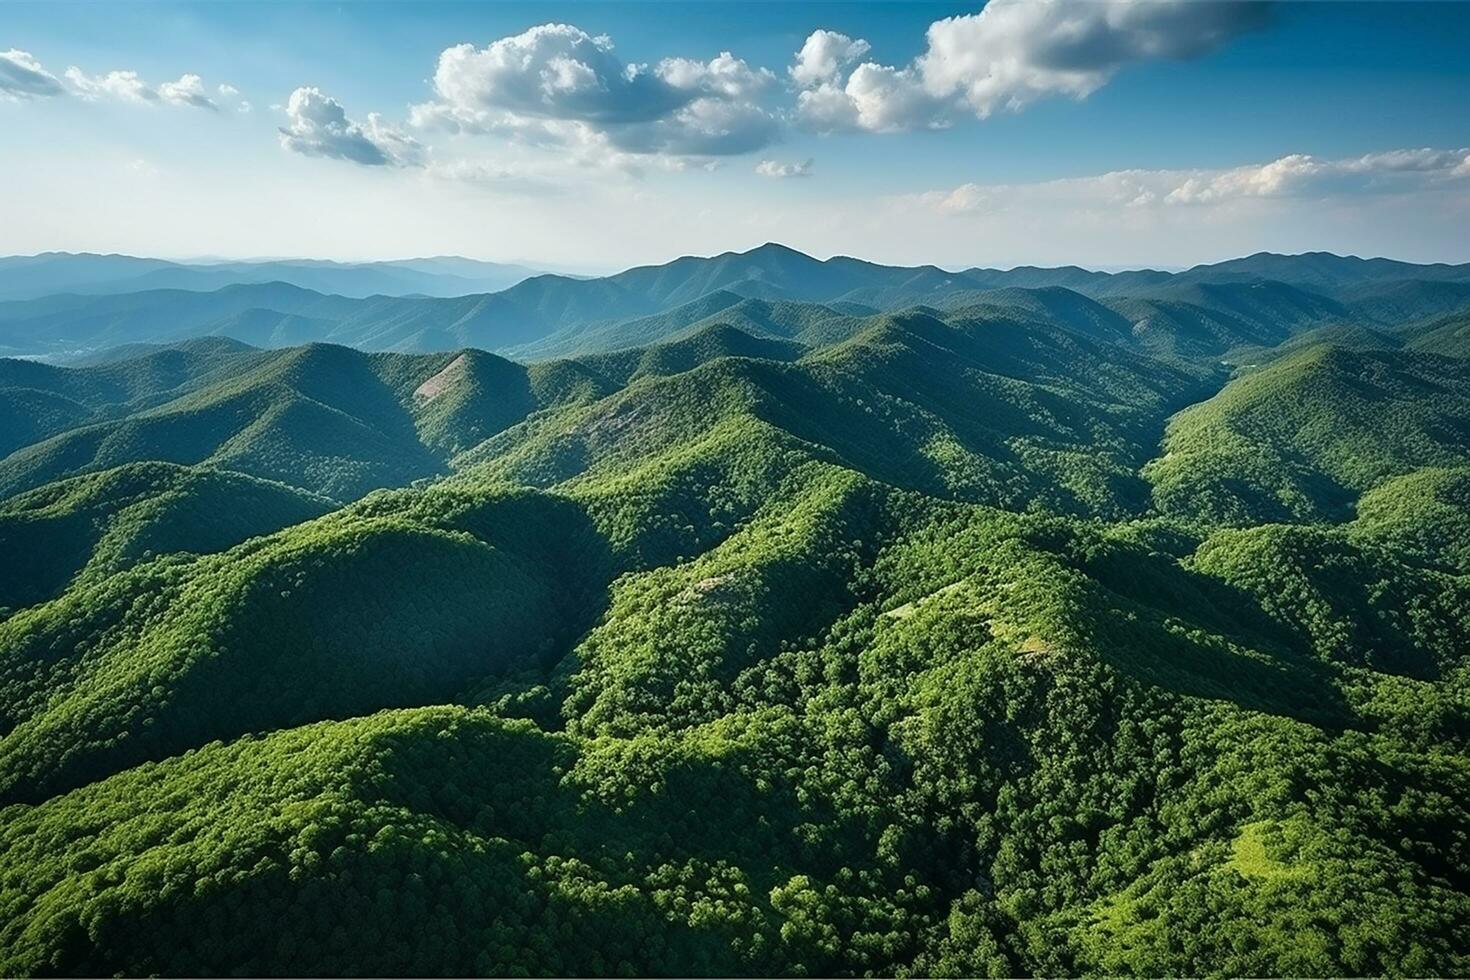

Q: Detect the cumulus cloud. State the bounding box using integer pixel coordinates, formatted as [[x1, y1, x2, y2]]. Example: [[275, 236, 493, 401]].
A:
[[279, 86, 424, 167], [796, 0, 1270, 133], [411, 23, 781, 160], [424, 25, 686, 125], [64, 66, 230, 110], [66, 67, 157, 103], [755, 158, 813, 179], [158, 73, 217, 110], [789, 30, 870, 88], [659, 51, 775, 99], [920, 0, 1270, 115], [915, 146, 1470, 217], [0, 49, 64, 99], [843, 64, 950, 132]]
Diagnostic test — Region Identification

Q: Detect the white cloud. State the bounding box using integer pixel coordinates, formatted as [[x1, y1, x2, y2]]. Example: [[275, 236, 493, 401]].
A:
[[920, 0, 1269, 116], [789, 30, 870, 88], [422, 24, 687, 126], [796, 0, 1269, 133], [64, 66, 228, 111], [214, 82, 249, 113], [611, 98, 780, 157], [218, 84, 251, 113], [0, 49, 64, 99], [278, 86, 424, 167], [915, 146, 1470, 216], [756, 158, 813, 179], [66, 67, 157, 103], [659, 51, 775, 99], [412, 23, 781, 161], [845, 64, 952, 133], [1166, 148, 1470, 204], [158, 73, 217, 110]]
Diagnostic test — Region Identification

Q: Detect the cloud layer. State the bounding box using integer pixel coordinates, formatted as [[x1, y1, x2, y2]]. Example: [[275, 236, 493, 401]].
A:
[[918, 146, 1470, 216], [7, 5, 1279, 189], [3, 48, 233, 111]]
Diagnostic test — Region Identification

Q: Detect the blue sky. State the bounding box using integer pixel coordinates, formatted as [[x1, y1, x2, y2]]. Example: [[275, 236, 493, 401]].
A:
[[3, 1, 1468, 270]]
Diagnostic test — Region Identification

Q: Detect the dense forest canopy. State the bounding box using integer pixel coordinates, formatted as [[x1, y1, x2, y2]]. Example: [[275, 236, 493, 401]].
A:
[[0, 248, 1468, 977]]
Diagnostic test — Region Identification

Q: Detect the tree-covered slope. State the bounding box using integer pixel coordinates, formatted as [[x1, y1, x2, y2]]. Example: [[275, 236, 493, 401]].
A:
[[461, 311, 1213, 520], [0, 461, 331, 611], [0, 344, 451, 500], [1351, 465, 1470, 572], [1400, 310, 1470, 359], [0, 277, 1468, 978], [0, 484, 610, 803], [576, 323, 807, 385], [1146, 346, 1470, 524], [0, 338, 268, 458], [1, 485, 1465, 976]]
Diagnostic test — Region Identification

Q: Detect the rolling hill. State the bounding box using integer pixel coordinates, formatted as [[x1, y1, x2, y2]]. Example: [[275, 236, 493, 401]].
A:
[[0, 251, 1467, 977], [0, 461, 332, 610], [1146, 345, 1470, 524]]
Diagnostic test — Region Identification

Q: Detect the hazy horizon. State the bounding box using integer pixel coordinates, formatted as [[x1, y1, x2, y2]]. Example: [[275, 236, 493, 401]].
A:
[[9, 242, 1470, 282]]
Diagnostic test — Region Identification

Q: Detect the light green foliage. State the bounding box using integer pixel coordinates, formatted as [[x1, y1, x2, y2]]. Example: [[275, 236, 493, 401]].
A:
[[1147, 346, 1470, 524], [1352, 466, 1470, 571]]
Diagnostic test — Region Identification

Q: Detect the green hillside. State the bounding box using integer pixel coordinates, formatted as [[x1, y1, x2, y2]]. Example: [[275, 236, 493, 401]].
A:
[[1146, 346, 1470, 524], [0, 256, 1467, 977], [1351, 465, 1470, 572], [0, 461, 331, 611], [0, 344, 449, 500]]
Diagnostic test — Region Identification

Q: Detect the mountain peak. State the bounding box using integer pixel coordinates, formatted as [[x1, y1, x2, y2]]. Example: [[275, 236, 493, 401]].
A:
[[738, 242, 818, 261]]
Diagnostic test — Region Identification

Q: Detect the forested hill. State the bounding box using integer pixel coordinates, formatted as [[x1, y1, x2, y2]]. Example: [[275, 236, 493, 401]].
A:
[[4, 245, 1470, 360], [0, 281, 1468, 976]]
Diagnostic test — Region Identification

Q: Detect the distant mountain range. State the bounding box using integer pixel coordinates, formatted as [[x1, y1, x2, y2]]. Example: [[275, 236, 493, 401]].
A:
[[0, 253, 547, 302], [2, 244, 1469, 361]]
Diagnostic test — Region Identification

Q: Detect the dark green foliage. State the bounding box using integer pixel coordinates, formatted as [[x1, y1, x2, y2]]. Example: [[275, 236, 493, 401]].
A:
[[0, 461, 331, 610], [1, 255, 1468, 977], [0, 387, 92, 459]]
